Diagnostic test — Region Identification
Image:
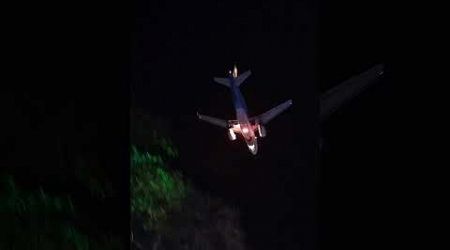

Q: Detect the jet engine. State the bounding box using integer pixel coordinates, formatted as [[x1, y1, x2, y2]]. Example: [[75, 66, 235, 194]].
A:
[[257, 124, 266, 137], [228, 128, 237, 141]]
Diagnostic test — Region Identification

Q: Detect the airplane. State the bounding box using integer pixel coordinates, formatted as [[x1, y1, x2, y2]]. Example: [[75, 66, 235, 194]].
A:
[[197, 65, 293, 155]]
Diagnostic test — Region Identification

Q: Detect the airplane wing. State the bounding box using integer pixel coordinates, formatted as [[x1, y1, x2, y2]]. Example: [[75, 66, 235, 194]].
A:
[[320, 64, 384, 122], [197, 112, 229, 128], [252, 99, 293, 124]]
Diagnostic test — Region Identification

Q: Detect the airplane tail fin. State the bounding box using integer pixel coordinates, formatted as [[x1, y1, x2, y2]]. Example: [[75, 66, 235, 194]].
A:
[[213, 69, 251, 88]]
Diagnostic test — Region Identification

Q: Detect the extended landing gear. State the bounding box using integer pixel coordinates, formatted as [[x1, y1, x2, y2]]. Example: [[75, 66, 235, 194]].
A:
[[257, 124, 266, 138], [228, 128, 237, 141]]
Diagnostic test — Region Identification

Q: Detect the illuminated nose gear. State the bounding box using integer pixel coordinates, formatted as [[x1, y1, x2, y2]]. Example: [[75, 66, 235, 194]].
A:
[[228, 128, 237, 141], [247, 141, 258, 155]]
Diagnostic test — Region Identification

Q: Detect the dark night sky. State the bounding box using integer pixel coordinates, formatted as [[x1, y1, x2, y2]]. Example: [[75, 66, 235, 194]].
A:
[[131, 0, 395, 249], [132, 1, 318, 249]]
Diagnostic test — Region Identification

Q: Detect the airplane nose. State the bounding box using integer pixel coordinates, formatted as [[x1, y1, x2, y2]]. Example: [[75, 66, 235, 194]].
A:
[[247, 142, 258, 155]]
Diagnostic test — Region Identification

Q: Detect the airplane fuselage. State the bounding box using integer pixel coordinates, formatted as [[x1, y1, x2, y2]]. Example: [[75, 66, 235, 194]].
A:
[[228, 75, 258, 154], [198, 65, 293, 155]]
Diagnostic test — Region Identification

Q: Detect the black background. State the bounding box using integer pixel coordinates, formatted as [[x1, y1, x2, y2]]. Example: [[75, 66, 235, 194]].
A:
[[319, 0, 399, 249], [2, 0, 131, 247]]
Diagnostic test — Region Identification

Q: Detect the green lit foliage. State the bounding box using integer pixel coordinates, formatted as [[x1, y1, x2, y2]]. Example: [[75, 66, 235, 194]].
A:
[[130, 111, 247, 249], [131, 144, 186, 230], [130, 135, 247, 250], [0, 175, 86, 250], [0, 175, 75, 215], [0, 175, 123, 250]]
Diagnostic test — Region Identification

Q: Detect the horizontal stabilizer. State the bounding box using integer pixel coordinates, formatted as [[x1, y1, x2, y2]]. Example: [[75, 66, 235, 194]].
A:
[[197, 112, 229, 128], [253, 99, 293, 124], [213, 70, 251, 88], [213, 77, 231, 87], [235, 70, 251, 87]]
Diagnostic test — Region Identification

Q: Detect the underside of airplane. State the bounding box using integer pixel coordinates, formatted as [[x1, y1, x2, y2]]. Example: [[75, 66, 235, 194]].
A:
[[197, 65, 293, 155]]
